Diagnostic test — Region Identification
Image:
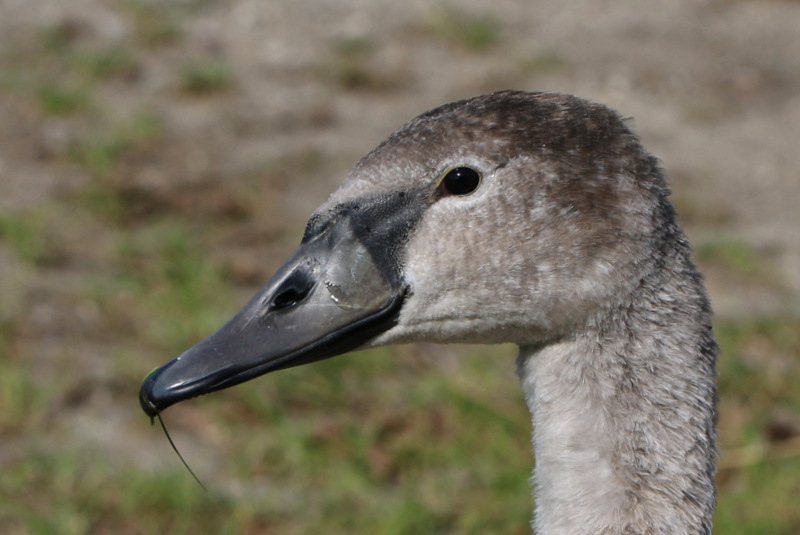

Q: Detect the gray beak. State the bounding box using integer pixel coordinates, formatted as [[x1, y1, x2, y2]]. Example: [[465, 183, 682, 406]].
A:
[[139, 209, 408, 417]]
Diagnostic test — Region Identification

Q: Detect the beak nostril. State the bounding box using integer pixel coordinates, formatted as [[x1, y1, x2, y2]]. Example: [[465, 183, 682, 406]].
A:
[[273, 288, 303, 310], [270, 269, 315, 311]]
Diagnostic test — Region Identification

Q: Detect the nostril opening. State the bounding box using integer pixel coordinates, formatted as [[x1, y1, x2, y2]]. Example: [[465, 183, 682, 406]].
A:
[[273, 288, 303, 310], [271, 269, 314, 311]]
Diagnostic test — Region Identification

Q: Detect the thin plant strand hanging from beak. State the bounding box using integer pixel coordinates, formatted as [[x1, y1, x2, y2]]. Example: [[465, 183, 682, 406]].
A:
[[151, 412, 207, 492], [144, 366, 207, 492]]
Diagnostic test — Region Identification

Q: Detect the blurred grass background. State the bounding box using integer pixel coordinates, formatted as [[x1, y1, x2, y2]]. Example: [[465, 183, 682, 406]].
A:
[[1, 0, 799, 533]]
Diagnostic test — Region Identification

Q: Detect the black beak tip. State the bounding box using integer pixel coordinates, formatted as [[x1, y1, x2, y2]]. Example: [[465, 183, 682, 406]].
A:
[[138, 357, 224, 417], [139, 389, 158, 418], [139, 365, 172, 418]]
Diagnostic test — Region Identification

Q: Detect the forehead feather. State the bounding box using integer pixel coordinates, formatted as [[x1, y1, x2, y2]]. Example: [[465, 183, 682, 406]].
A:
[[319, 90, 657, 212]]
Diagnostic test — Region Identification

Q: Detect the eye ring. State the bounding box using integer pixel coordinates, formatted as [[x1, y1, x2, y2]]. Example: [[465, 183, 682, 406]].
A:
[[437, 166, 482, 197]]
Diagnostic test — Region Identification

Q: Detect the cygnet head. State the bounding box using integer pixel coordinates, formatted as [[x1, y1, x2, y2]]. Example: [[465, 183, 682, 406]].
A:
[[140, 90, 680, 414]]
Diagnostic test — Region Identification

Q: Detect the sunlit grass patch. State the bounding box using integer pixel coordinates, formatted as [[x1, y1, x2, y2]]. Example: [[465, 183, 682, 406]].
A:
[[519, 50, 570, 75], [71, 111, 163, 174], [697, 238, 771, 280], [716, 456, 800, 535], [0, 211, 49, 266], [124, 1, 182, 46], [36, 81, 90, 115], [0, 210, 66, 267], [109, 220, 238, 353], [672, 193, 735, 228], [716, 314, 800, 407], [426, 8, 501, 51], [69, 46, 139, 80], [0, 321, 45, 433], [30, 20, 140, 107], [0, 360, 41, 433], [329, 37, 378, 90], [180, 58, 233, 95], [715, 313, 800, 533], [70, 111, 165, 221], [325, 37, 406, 92], [0, 448, 240, 535], [40, 18, 86, 51]]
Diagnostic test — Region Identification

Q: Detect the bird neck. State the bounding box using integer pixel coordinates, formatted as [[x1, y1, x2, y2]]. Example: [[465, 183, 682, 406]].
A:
[[516, 283, 717, 535]]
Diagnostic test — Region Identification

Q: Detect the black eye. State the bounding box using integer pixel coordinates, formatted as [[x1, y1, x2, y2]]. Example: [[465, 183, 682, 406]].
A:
[[438, 167, 481, 196]]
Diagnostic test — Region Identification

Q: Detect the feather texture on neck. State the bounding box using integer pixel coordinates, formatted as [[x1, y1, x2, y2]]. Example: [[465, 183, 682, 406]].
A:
[[517, 229, 717, 535]]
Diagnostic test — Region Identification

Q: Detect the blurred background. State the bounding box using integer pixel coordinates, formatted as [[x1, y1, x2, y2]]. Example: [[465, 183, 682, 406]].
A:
[[1, 0, 799, 533]]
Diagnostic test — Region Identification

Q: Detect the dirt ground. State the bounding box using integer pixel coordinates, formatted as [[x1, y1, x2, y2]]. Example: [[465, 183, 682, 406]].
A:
[[0, 0, 799, 530]]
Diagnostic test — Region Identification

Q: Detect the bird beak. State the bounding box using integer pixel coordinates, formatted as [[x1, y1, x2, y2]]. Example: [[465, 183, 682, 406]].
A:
[[139, 211, 406, 417]]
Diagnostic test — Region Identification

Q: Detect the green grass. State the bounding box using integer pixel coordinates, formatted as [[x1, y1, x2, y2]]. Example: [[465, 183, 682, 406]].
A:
[[715, 315, 800, 452], [329, 38, 380, 90], [323, 37, 407, 93], [0, 212, 48, 265], [0, 210, 65, 267], [716, 315, 800, 406], [69, 47, 139, 80], [35, 81, 90, 115], [123, 1, 182, 46], [180, 58, 233, 94], [426, 8, 501, 51], [69, 111, 165, 221], [0, 320, 45, 433], [520, 51, 570, 75], [715, 457, 800, 535], [697, 239, 768, 280], [0, 360, 42, 433], [96, 219, 239, 355], [1, 449, 239, 535], [714, 314, 800, 534]]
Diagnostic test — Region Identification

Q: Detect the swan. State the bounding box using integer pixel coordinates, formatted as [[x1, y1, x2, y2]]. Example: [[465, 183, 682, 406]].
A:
[[140, 90, 718, 534]]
